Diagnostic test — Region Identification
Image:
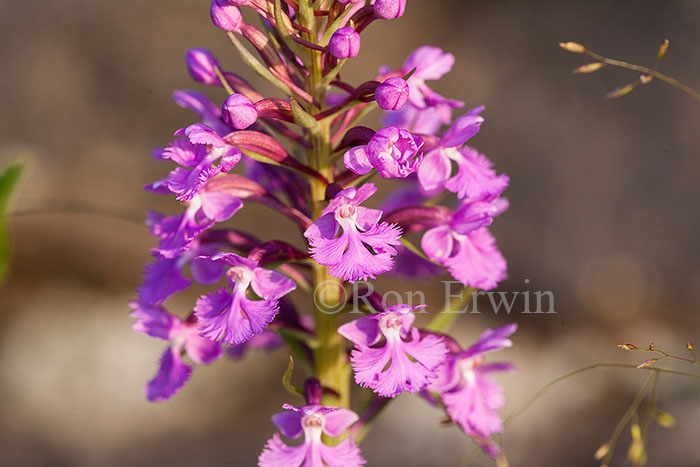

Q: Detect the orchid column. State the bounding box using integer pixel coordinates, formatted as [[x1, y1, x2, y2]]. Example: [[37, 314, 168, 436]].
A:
[[133, 0, 516, 465]]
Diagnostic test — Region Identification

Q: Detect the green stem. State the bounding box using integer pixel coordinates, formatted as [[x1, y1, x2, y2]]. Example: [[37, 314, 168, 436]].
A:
[[303, 7, 351, 411]]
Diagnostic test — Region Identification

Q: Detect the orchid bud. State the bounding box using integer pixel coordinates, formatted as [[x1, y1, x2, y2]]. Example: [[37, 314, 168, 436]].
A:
[[185, 48, 221, 85], [328, 27, 361, 59], [375, 77, 409, 110], [210, 0, 242, 32], [304, 378, 323, 405], [222, 93, 258, 129], [374, 0, 406, 19]]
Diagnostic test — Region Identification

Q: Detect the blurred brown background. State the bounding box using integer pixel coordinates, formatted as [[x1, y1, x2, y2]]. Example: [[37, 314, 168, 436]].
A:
[[1, 1, 699, 466]]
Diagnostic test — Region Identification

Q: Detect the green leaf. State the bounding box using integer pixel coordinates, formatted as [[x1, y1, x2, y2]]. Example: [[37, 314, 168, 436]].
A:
[[273, 0, 311, 67], [0, 161, 23, 284], [290, 97, 321, 134], [282, 356, 304, 397]]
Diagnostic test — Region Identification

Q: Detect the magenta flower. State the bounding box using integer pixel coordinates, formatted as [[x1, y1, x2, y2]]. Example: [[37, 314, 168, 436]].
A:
[[304, 184, 402, 282], [130, 303, 223, 402], [157, 123, 241, 202], [338, 304, 449, 397], [421, 198, 508, 290], [417, 107, 508, 199], [343, 127, 423, 178], [147, 187, 243, 259], [194, 252, 296, 345], [139, 244, 224, 305], [259, 404, 365, 467], [427, 324, 516, 457]]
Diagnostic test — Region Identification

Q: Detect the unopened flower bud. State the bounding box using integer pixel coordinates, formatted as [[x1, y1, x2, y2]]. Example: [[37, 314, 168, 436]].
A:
[[654, 411, 676, 428], [222, 93, 258, 129], [328, 27, 361, 59], [304, 378, 323, 405], [594, 442, 611, 460], [617, 343, 637, 350], [185, 48, 221, 85], [210, 0, 242, 32], [559, 41, 586, 53], [374, 0, 406, 19], [375, 77, 409, 110]]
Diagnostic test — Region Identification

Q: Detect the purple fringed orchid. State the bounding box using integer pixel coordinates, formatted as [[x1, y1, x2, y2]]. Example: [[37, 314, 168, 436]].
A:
[[304, 183, 402, 282], [130, 303, 223, 402], [338, 304, 449, 397], [138, 243, 223, 305], [259, 404, 365, 467], [147, 187, 243, 259], [417, 106, 509, 199], [426, 324, 517, 458], [343, 127, 423, 178], [152, 123, 241, 202], [421, 197, 508, 290], [194, 252, 296, 345]]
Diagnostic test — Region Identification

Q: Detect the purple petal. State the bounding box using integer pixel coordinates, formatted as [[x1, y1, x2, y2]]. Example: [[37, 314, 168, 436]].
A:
[[130, 302, 179, 340], [323, 408, 359, 437], [440, 108, 484, 148], [270, 410, 304, 438], [195, 288, 278, 345], [185, 332, 223, 364], [447, 228, 507, 290], [449, 200, 496, 235], [207, 252, 257, 269], [337, 316, 381, 347], [442, 370, 505, 439], [303, 213, 339, 242], [421, 225, 454, 264], [343, 146, 373, 175], [445, 147, 509, 200], [199, 191, 243, 222], [403, 46, 455, 81], [161, 138, 207, 167], [417, 149, 451, 194], [258, 434, 307, 467], [350, 330, 448, 397], [318, 439, 366, 466], [138, 257, 193, 305], [145, 347, 193, 402], [190, 255, 224, 285], [462, 324, 517, 358], [251, 268, 297, 300], [180, 123, 227, 147]]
